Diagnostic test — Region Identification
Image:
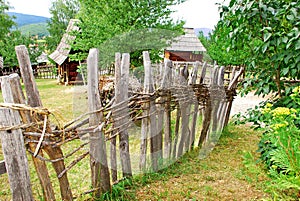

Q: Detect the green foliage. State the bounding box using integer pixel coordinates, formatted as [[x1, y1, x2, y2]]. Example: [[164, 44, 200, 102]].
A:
[[233, 85, 300, 198], [0, 1, 15, 38], [214, 0, 300, 97], [0, 30, 43, 67], [47, 0, 79, 52], [72, 0, 186, 67], [0, 1, 42, 67]]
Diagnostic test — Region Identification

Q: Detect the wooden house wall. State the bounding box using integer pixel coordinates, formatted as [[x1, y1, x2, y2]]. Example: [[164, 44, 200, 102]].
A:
[[58, 59, 80, 83], [164, 50, 203, 62]]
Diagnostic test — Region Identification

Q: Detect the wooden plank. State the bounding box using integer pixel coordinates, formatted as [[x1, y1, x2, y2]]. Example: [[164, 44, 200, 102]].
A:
[[16, 45, 72, 201], [114, 53, 132, 177], [87, 48, 111, 197], [161, 59, 172, 159], [172, 108, 181, 159], [189, 61, 200, 149], [143, 51, 160, 171], [177, 65, 192, 157], [198, 99, 212, 147], [110, 53, 121, 182], [0, 160, 6, 175], [0, 75, 33, 201]]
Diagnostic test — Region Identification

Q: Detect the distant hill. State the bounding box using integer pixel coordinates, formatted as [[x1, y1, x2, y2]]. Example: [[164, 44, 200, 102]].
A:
[[19, 23, 49, 37], [194, 28, 213, 37], [7, 12, 49, 27]]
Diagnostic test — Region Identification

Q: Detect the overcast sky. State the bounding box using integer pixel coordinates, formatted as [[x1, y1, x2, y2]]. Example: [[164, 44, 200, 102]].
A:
[[8, 0, 227, 29]]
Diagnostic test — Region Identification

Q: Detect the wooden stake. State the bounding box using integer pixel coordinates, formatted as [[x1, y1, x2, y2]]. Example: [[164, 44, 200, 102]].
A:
[[0, 75, 33, 201], [16, 45, 72, 200], [113, 53, 132, 177], [87, 48, 111, 197]]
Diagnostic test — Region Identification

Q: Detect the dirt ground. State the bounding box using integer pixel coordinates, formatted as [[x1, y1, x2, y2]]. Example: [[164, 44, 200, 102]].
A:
[[230, 92, 271, 116]]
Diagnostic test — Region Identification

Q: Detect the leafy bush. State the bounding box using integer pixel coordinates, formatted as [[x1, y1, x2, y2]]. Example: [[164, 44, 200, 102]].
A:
[[233, 85, 300, 198]]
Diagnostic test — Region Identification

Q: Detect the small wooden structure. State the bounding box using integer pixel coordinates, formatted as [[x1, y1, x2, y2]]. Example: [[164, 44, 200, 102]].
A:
[[165, 28, 206, 62], [49, 19, 80, 84]]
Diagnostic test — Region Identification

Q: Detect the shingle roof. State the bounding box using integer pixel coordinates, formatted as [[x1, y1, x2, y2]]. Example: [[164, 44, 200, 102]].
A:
[[166, 28, 206, 52], [49, 19, 80, 65]]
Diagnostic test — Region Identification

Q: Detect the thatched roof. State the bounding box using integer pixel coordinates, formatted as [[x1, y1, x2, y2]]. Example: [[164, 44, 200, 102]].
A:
[[49, 19, 80, 65], [166, 28, 206, 52]]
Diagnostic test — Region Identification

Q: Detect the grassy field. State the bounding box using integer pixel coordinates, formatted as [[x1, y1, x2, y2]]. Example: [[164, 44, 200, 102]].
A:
[[110, 124, 272, 201], [0, 79, 273, 200]]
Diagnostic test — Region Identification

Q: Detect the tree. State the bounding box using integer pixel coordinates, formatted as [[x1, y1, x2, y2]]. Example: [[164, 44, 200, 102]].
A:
[[72, 0, 186, 66], [215, 0, 300, 97], [0, 1, 43, 67], [0, 0, 15, 38], [47, 0, 79, 52]]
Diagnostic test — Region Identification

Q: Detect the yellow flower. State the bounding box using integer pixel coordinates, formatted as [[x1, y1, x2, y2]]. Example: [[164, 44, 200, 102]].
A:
[[292, 86, 300, 93], [271, 107, 290, 117], [262, 107, 271, 114], [266, 103, 273, 108], [271, 122, 288, 130]]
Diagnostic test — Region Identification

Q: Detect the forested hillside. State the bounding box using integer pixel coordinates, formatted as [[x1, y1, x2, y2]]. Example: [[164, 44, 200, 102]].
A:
[[7, 12, 48, 27], [7, 12, 49, 37]]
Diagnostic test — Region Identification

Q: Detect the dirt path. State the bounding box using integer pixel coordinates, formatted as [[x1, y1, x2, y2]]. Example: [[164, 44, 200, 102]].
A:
[[231, 92, 270, 116]]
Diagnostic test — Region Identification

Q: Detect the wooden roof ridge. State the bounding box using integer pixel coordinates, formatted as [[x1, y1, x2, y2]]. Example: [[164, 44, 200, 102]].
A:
[[49, 19, 80, 65], [166, 28, 206, 52]]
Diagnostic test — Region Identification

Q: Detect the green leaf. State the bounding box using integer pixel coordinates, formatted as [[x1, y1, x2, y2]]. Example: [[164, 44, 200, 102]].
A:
[[296, 40, 300, 50], [262, 42, 269, 53], [282, 37, 289, 43], [287, 15, 294, 21], [264, 32, 272, 42], [282, 68, 289, 76]]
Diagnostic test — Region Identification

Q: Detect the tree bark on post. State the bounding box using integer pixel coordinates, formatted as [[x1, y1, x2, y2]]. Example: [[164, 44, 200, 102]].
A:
[[0, 75, 33, 201], [15, 45, 72, 201], [87, 48, 111, 196], [113, 53, 132, 177]]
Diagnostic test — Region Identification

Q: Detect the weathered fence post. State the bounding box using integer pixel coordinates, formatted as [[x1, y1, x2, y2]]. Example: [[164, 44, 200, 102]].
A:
[[189, 61, 200, 149], [177, 65, 192, 158], [224, 67, 245, 126], [4, 73, 56, 200], [114, 53, 132, 177], [110, 53, 121, 182], [15, 45, 72, 200], [87, 48, 111, 196], [142, 51, 160, 171], [0, 75, 33, 201], [161, 59, 172, 159]]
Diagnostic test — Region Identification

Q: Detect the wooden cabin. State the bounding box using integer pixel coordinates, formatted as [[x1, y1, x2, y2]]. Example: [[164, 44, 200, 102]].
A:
[[49, 19, 81, 84], [165, 28, 206, 62]]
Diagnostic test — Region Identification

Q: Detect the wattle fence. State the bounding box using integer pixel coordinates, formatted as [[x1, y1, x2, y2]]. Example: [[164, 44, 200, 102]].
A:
[[0, 45, 244, 200]]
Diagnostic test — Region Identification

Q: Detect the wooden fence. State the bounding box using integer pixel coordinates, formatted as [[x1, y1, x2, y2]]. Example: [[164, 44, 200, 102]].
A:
[[0, 45, 244, 200], [34, 65, 57, 79]]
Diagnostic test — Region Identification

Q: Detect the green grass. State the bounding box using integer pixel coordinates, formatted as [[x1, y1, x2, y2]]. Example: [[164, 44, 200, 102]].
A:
[[105, 124, 273, 201]]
